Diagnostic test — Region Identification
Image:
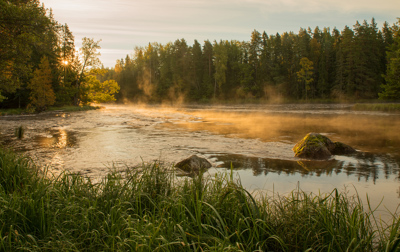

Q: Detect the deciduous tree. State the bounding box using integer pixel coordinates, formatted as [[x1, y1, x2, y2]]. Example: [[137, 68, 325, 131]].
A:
[[75, 37, 101, 105], [297, 57, 314, 100], [81, 74, 120, 104]]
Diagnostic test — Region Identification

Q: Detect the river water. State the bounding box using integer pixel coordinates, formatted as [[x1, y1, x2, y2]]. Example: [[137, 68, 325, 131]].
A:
[[1, 104, 399, 215]]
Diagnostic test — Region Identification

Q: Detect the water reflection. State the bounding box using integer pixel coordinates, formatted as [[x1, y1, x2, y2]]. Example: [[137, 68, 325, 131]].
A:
[[34, 129, 77, 149], [211, 152, 400, 183]]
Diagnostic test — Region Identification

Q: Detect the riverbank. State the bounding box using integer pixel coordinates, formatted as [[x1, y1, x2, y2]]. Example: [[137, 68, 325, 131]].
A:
[[0, 147, 399, 251], [125, 99, 400, 113], [352, 103, 400, 112], [0, 105, 101, 116]]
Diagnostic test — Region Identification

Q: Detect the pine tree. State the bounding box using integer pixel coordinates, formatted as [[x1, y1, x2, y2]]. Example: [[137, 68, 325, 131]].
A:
[[190, 40, 203, 100], [380, 19, 400, 100], [27, 56, 56, 112], [213, 40, 228, 98]]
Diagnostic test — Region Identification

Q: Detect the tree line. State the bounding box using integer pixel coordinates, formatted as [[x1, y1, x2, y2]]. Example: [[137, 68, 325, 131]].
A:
[[106, 18, 400, 103], [0, 0, 119, 111]]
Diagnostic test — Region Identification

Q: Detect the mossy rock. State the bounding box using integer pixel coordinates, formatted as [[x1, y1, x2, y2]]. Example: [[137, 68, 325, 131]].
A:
[[293, 133, 334, 159], [293, 133, 356, 159], [175, 155, 212, 174]]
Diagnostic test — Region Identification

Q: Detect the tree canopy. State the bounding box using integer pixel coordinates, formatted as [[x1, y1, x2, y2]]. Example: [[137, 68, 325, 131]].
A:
[[0, 0, 119, 110], [380, 19, 400, 100], [107, 18, 399, 103], [1, 4, 399, 109]]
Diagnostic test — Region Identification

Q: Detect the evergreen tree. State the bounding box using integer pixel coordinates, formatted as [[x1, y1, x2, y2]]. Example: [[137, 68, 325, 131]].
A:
[[190, 40, 204, 100], [260, 31, 273, 97], [318, 27, 335, 98], [56, 24, 77, 105], [380, 19, 400, 100], [248, 30, 262, 95], [310, 27, 321, 98], [200, 40, 214, 100], [352, 19, 383, 98], [334, 26, 354, 98], [213, 40, 228, 99], [27, 56, 56, 112]]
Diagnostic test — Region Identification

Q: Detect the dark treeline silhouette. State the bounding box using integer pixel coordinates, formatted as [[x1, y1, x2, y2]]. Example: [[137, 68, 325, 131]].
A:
[[104, 18, 400, 103]]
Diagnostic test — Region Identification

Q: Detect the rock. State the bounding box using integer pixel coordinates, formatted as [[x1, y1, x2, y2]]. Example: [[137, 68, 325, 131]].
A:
[[175, 155, 212, 174], [293, 133, 355, 159]]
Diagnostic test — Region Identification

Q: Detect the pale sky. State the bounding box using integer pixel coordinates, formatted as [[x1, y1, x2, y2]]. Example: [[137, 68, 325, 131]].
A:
[[43, 0, 399, 68]]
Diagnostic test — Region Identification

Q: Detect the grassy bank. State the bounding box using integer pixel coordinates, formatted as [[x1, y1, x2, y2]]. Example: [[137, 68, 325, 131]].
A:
[[352, 103, 400, 112], [0, 105, 101, 116], [47, 105, 102, 112], [1, 148, 399, 251]]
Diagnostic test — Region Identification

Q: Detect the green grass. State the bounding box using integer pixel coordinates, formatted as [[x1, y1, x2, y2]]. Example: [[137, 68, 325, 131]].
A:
[[47, 105, 102, 112], [0, 105, 101, 116], [0, 108, 26, 116], [1, 147, 399, 251], [353, 103, 400, 112]]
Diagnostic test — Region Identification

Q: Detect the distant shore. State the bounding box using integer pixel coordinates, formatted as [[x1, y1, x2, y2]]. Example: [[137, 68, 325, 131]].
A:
[[0, 105, 102, 116], [2, 101, 400, 116]]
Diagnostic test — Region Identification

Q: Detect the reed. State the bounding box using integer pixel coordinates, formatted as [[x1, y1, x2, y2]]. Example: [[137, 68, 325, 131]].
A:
[[0, 147, 399, 251], [14, 126, 24, 139]]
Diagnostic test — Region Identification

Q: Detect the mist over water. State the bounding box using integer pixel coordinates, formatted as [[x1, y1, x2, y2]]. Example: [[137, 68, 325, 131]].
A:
[[0, 104, 399, 214]]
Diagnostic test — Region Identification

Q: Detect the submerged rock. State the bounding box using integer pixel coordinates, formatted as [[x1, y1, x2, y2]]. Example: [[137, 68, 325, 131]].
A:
[[293, 133, 356, 159], [175, 155, 212, 174]]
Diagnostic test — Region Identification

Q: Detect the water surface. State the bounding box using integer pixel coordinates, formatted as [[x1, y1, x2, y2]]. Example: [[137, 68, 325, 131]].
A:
[[1, 104, 399, 214]]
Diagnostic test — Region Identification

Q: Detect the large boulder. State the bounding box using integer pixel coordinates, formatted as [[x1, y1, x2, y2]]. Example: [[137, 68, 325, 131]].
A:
[[293, 133, 356, 159], [175, 155, 212, 174]]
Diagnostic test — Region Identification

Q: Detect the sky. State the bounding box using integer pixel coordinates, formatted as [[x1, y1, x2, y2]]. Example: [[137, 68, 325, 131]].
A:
[[43, 0, 399, 68]]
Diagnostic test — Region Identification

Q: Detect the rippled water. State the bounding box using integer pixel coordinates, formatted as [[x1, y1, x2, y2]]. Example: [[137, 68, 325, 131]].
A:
[[1, 104, 399, 214]]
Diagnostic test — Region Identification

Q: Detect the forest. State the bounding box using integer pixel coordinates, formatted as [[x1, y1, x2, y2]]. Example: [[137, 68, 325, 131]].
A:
[[1, 0, 400, 110], [0, 0, 119, 111], [105, 18, 400, 103]]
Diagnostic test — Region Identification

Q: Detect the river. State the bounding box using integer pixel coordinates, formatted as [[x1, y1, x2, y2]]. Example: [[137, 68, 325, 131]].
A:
[[1, 104, 399, 215]]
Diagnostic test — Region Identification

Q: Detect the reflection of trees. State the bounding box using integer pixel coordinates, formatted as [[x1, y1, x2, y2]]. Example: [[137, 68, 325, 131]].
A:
[[212, 152, 400, 183], [341, 152, 399, 184]]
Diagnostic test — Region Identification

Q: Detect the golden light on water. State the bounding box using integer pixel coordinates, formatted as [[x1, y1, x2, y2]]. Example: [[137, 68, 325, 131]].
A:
[[56, 129, 68, 149]]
